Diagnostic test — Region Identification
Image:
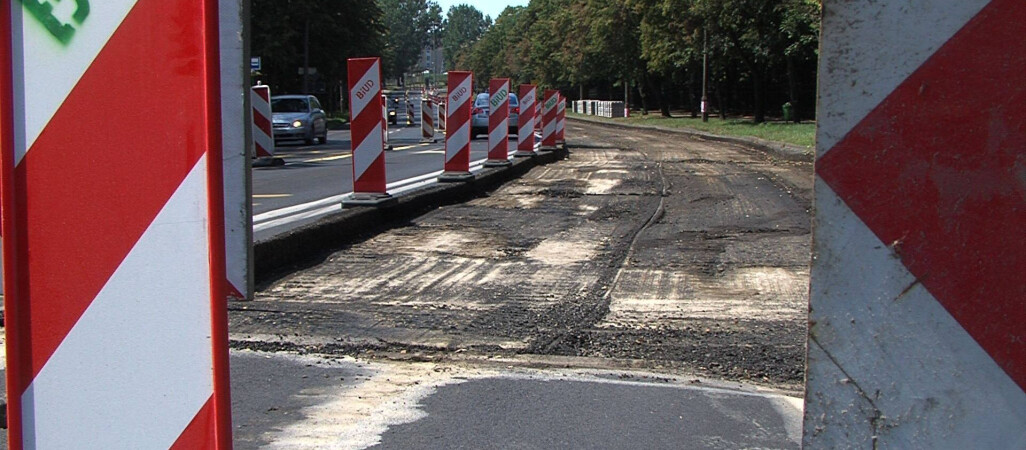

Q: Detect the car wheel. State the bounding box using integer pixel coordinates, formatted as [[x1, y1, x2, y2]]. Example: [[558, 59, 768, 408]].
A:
[[317, 130, 327, 145], [304, 129, 315, 145]]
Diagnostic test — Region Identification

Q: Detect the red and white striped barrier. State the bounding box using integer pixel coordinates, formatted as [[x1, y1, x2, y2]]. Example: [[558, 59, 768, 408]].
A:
[[1, 0, 232, 447], [541, 89, 559, 150], [515, 84, 537, 157], [438, 101, 447, 132], [805, 0, 1025, 447], [251, 85, 275, 158], [343, 57, 392, 205], [485, 78, 512, 167], [555, 94, 566, 147], [421, 98, 436, 143], [439, 71, 474, 182]]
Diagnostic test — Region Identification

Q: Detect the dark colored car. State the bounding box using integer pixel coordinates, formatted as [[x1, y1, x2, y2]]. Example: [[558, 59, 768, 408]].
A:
[[272, 95, 327, 145]]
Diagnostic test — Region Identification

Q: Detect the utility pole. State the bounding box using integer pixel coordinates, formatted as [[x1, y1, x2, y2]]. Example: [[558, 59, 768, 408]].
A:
[[302, 17, 310, 93], [702, 28, 709, 122]]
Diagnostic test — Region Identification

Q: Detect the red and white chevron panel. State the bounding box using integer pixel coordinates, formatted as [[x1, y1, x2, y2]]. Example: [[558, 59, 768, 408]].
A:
[[487, 78, 511, 163], [1, 0, 233, 447], [516, 84, 536, 156], [421, 98, 435, 142], [347, 57, 386, 193], [541, 90, 558, 150], [251, 85, 274, 158], [443, 71, 473, 175], [555, 94, 566, 145], [805, 0, 1026, 447]]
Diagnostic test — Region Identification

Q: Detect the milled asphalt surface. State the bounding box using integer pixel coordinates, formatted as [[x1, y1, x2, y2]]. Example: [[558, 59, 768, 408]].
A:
[[233, 119, 812, 387]]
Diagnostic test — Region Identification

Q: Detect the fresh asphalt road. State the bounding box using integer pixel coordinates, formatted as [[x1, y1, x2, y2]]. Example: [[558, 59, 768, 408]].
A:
[[229, 351, 803, 449]]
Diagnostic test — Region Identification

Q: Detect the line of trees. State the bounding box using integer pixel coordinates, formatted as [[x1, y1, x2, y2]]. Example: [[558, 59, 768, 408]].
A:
[[458, 0, 821, 122], [250, 0, 820, 122]]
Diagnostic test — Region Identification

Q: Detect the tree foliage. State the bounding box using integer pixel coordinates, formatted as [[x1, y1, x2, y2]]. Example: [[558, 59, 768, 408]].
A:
[[378, 0, 443, 80], [251, 0, 385, 109], [459, 0, 821, 122], [443, 5, 492, 71]]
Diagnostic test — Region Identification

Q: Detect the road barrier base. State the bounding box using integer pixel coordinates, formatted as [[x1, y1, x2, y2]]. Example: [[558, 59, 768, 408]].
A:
[[483, 159, 512, 168], [342, 193, 397, 208], [253, 156, 285, 167], [437, 171, 475, 182], [513, 151, 536, 158], [420, 137, 437, 144]]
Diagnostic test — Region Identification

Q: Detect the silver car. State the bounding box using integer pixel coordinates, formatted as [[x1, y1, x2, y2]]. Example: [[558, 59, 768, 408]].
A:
[[471, 92, 519, 139], [272, 95, 328, 145]]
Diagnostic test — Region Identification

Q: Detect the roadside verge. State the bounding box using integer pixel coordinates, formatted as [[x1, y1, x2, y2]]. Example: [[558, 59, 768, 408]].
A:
[[568, 114, 813, 163]]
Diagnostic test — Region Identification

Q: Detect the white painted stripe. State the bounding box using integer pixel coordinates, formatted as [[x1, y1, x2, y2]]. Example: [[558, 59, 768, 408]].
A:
[[23, 155, 214, 448], [254, 128, 274, 153], [448, 76, 473, 111], [446, 122, 470, 163], [805, 180, 1026, 448], [488, 117, 508, 152], [816, 0, 988, 156], [353, 122, 383, 182], [543, 120, 556, 141], [518, 120, 533, 144], [11, 0, 140, 165], [349, 60, 381, 119]]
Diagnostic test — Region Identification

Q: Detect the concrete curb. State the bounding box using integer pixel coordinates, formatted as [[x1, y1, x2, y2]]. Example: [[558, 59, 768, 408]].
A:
[[254, 148, 569, 286], [568, 115, 813, 163]]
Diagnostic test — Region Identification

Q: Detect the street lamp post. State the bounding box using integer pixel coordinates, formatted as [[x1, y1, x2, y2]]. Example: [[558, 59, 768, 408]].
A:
[[702, 28, 709, 122]]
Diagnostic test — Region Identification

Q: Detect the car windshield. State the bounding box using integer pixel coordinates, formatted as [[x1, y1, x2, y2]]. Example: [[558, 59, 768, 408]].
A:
[[272, 98, 309, 113], [474, 94, 489, 108], [510, 94, 519, 107]]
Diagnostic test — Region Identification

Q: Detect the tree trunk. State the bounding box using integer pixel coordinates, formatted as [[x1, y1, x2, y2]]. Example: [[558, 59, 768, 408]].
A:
[[786, 55, 800, 123], [752, 69, 765, 123], [716, 79, 727, 120], [658, 77, 671, 118]]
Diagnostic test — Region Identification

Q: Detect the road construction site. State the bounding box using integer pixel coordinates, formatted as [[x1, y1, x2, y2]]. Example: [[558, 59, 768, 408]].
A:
[[230, 117, 812, 405]]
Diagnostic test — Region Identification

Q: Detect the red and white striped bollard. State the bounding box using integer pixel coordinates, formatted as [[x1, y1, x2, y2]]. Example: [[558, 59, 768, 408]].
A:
[[515, 84, 537, 157], [438, 71, 475, 182], [541, 89, 559, 150], [556, 94, 566, 148], [421, 98, 436, 143], [343, 57, 393, 206], [251, 85, 275, 158], [485, 78, 512, 167]]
